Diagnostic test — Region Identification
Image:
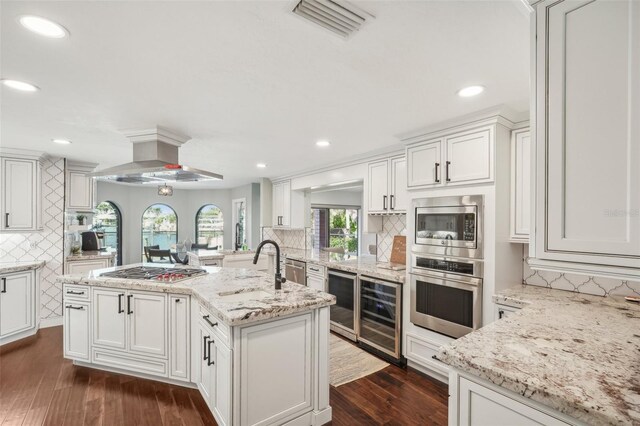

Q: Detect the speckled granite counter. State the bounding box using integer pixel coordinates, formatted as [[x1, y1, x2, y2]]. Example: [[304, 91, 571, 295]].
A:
[[280, 248, 406, 283], [66, 251, 116, 261], [439, 285, 640, 425], [56, 264, 335, 326], [0, 261, 46, 274]]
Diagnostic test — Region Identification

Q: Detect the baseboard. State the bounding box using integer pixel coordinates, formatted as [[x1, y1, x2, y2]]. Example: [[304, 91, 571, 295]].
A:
[[408, 360, 449, 385], [40, 316, 63, 328], [73, 360, 198, 389], [313, 407, 332, 425]]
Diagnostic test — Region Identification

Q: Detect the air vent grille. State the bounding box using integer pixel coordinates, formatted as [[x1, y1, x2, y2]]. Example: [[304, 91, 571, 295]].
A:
[[292, 0, 372, 38]]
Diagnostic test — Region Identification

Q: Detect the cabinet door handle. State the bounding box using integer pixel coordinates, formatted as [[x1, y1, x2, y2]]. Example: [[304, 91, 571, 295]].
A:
[[435, 162, 440, 183], [445, 161, 451, 182], [118, 294, 124, 313], [66, 305, 84, 310], [67, 290, 85, 295], [203, 315, 218, 328], [207, 339, 215, 366], [203, 335, 210, 360], [127, 295, 133, 314], [4, 213, 9, 228], [383, 195, 387, 210], [498, 309, 505, 319], [1, 278, 6, 293], [391, 194, 395, 210]]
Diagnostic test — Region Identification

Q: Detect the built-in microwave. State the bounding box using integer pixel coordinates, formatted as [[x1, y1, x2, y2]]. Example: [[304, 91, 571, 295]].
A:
[[413, 195, 483, 259]]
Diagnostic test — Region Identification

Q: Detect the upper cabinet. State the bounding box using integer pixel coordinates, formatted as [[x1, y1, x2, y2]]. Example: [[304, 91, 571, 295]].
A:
[[406, 126, 494, 190], [65, 161, 97, 212], [0, 150, 43, 232], [530, 0, 640, 277], [271, 179, 309, 228], [510, 127, 531, 243], [367, 156, 407, 214]]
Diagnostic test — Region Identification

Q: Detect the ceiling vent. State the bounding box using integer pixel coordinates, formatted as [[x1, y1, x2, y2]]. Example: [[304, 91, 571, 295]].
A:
[[292, 0, 373, 38]]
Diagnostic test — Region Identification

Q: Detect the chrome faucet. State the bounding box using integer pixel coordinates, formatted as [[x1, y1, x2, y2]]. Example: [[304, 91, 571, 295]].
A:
[[253, 240, 286, 290]]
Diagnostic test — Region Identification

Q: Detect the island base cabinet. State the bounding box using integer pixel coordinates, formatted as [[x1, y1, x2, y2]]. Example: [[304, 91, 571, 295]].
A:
[[198, 319, 232, 426], [449, 370, 580, 426], [63, 301, 90, 361], [170, 295, 190, 381], [0, 271, 33, 339]]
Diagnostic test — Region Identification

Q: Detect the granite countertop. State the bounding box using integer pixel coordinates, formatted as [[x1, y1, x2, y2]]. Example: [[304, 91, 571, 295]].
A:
[[56, 264, 336, 327], [67, 251, 117, 261], [280, 248, 406, 283], [439, 285, 640, 425], [0, 261, 46, 274], [187, 249, 226, 260]]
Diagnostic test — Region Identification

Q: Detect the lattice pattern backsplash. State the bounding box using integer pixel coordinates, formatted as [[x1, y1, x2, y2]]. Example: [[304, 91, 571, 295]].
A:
[[376, 216, 407, 262], [261, 228, 309, 250], [0, 157, 65, 319]]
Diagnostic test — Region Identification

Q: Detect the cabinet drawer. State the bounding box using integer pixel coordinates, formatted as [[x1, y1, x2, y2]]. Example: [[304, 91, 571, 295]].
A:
[[199, 304, 230, 347], [306, 263, 326, 277], [63, 284, 90, 300], [405, 333, 450, 377], [92, 347, 168, 377]]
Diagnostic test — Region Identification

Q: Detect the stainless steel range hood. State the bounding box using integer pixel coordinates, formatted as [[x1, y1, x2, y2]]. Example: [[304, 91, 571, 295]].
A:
[[90, 126, 223, 184]]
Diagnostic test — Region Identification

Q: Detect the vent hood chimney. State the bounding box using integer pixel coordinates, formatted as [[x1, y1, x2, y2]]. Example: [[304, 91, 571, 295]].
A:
[[90, 126, 223, 184]]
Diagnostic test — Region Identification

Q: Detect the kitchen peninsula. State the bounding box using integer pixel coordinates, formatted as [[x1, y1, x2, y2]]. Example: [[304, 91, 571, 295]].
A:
[[57, 264, 336, 426]]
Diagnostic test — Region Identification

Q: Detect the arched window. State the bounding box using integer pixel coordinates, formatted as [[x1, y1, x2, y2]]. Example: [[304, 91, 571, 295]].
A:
[[142, 204, 178, 261], [195, 204, 224, 249], [93, 201, 123, 266]]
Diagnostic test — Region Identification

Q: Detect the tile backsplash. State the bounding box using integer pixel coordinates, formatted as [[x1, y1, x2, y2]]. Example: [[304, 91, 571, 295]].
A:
[[261, 227, 309, 250], [523, 257, 640, 297], [376, 215, 407, 262], [0, 157, 65, 321]]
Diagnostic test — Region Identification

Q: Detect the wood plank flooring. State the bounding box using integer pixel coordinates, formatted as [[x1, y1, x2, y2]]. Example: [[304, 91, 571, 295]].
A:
[[0, 327, 448, 425]]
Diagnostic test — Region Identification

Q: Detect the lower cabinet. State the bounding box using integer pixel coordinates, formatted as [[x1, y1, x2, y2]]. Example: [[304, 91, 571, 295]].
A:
[[0, 269, 38, 345], [450, 370, 579, 426], [170, 295, 190, 380], [64, 301, 90, 361], [65, 257, 114, 275]]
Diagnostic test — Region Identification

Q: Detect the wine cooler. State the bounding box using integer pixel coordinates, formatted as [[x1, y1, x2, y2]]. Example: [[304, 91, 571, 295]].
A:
[[358, 276, 402, 359]]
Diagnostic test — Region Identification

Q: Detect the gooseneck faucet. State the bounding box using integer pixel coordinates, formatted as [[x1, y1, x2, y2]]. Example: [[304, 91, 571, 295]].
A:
[[253, 240, 286, 290]]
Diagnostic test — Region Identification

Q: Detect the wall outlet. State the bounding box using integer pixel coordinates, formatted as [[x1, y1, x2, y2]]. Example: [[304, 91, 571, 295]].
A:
[[28, 241, 38, 249]]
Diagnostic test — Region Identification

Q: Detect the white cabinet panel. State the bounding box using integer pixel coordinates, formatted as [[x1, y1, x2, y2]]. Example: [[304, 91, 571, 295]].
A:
[[128, 292, 167, 357], [390, 157, 408, 212], [272, 180, 291, 227], [66, 171, 92, 211], [65, 258, 113, 275], [510, 128, 531, 242], [494, 304, 520, 321], [64, 301, 90, 361], [197, 322, 214, 403], [212, 339, 232, 426], [93, 288, 126, 350], [0, 272, 33, 337], [170, 295, 190, 380], [407, 139, 442, 188], [1, 158, 37, 230], [445, 129, 492, 184], [306, 275, 325, 292], [368, 160, 389, 213]]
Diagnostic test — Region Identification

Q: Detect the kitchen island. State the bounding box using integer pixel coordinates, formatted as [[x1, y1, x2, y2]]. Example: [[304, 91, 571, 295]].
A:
[[57, 264, 336, 426], [440, 285, 640, 425]]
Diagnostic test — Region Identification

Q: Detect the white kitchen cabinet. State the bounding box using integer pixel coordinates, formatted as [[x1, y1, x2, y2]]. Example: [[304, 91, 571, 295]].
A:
[[93, 288, 127, 350], [65, 257, 114, 275], [170, 295, 190, 380], [494, 304, 520, 321], [510, 127, 531, 242], [450, 370, 577, 426], [65, 160, 97, 212], [64, 301, 90, 361], [0, 155, 42, 232], [306, 263, 326, 291], [0, 271, 33, 338], [405, 126, 495, 190], [128, 291, 167, 357], [407, 139, 442, 188], [272, 180, 291, 227], [306, 274, 325, 292], [367, 156, 408, 214], [530, 0, 640, 277], [197, 321, 215, 402]]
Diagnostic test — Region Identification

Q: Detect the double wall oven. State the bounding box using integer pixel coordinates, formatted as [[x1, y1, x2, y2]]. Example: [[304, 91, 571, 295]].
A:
[[410, 195, 484, 338]]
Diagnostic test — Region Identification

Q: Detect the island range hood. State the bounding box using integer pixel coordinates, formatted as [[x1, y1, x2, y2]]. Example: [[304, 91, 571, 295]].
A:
[[90, 126, 223, 184]]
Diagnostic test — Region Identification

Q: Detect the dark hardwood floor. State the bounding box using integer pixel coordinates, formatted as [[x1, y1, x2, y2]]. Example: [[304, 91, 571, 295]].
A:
[[0, 327, 448, 425]]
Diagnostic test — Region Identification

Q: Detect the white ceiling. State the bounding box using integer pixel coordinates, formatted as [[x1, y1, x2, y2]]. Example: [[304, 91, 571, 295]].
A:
[[1, 0, 530, 189]]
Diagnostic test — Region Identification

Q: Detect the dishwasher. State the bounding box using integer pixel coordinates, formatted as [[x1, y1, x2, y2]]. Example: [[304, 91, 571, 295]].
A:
[[284, 258, 306, 285]]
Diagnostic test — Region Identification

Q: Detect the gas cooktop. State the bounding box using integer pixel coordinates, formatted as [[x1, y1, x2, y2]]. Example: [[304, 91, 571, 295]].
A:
[[100, 266, 208, 283]]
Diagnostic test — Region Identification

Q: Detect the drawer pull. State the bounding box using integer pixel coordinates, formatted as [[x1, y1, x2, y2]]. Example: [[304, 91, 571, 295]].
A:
[[203, 315, 218, 328], [66, 290, 85, 295], [66, 305, 84, 310]]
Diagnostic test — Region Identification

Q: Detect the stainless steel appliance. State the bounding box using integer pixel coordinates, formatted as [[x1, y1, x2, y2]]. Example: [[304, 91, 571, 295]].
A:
[[81, 231, 104, 251], [327, 269, 358, 341], [100, 266, 207, 283], [410, 254, 483, 338], [285, 258, 306, 285], [358, 276, 402, 359], [413, 195, 483, 259]]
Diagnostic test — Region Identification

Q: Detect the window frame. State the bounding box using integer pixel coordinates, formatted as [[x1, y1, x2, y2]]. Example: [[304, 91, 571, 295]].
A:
[[195, 204, 224, 249]]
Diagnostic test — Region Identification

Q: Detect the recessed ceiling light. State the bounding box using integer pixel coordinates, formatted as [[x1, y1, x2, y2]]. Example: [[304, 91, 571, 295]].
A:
[[256, 163, 267, 168], [316, 140, 331, 147], [19, 15, 68, 38], [1, 79, 39, 92], [457, 85, 485, 97], [52, 139, 72, 145]]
